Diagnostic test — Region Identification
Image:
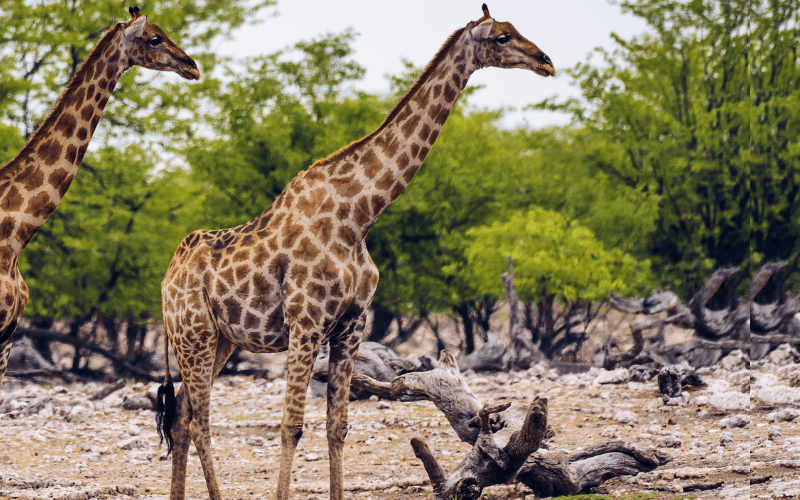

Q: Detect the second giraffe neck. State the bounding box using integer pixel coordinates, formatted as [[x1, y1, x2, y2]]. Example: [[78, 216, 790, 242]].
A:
[[0, 24, 126, 255], [291, 27, 478, 241]]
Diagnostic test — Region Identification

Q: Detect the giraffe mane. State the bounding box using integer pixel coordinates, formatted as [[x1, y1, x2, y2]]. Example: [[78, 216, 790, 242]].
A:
[[311, 27, 467, 169]]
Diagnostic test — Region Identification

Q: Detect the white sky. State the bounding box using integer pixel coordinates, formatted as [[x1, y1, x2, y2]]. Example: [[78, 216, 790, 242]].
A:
[[215, 0, 650, 128]]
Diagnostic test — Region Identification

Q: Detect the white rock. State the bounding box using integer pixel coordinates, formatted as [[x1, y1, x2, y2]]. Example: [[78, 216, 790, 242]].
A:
[[117, 437, 146, 450], [709, 391, 749, 412], [655, 435, 682, 448], [127, 423, 141, 436], [594, 368, 629, 385], [228, 449, 242, 458], [600, 426, 619, 438], [769, 425, 783, 440], [66, 405, 91, 423], [64, 444, 73, 453], [304, 452, 320, 461], [614, 410, 638, 425], [757, 385, 800, 405], [246, 436, 265, 447], [30, 432, 46, 442]]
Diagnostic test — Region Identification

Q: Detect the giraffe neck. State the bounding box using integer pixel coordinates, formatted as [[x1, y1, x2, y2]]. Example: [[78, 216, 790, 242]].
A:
[[301, 27, 478, 241], [0, 24, 127, 255]]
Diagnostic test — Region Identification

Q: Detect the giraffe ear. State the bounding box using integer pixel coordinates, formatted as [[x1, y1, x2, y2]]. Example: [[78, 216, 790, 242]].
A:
[[470, 18, 494, 41], [124, 14, 147, 40]]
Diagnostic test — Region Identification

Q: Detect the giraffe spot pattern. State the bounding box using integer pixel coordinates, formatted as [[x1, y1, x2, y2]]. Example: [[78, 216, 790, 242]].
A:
[[353, 196, 372, 227], [54, 113, 77, 139], [0, 186, 23, 212], [294, 237, 320, 262], [359, 149, 383, 179], [20, 166, 45, 191], [37, 138, 62, 167], [400, 115, 421, 139], [24, 192, 57, 219]]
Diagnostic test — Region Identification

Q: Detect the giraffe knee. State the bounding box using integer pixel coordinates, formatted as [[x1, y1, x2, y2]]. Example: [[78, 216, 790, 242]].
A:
[[282, 422, 304, 445]]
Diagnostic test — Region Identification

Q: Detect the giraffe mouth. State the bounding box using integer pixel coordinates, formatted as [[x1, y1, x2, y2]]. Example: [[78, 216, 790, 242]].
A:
[[179, 65, 201, 80], [533, 63, 556, 77]]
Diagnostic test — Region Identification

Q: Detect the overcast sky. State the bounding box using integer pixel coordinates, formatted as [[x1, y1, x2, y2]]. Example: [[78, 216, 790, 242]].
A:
[[214, 1, 650, 128]]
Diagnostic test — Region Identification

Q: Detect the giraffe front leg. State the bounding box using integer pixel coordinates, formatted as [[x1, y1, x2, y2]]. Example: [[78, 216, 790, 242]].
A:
[[276, 325, 321, 500], [326, 311, 366, 500]]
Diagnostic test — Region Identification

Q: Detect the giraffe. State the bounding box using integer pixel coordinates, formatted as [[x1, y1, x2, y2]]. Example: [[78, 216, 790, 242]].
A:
[[156, 4, 554, 500], [0, 7, 201, 388]]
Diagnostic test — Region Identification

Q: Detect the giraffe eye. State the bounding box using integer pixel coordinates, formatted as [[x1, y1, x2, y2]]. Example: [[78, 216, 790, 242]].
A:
[[495, 34, 511, 45], [147, 36, 162, 46]]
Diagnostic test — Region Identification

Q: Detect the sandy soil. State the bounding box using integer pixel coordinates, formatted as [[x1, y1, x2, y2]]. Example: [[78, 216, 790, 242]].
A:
[[0, 346, 784, 500]]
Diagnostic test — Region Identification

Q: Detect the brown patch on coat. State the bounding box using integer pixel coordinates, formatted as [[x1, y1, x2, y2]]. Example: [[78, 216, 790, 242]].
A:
[[23, 192, 57, 219]]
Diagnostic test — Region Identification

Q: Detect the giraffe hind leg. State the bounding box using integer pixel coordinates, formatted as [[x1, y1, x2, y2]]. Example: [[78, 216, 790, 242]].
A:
[[168, 333, 237, 500]]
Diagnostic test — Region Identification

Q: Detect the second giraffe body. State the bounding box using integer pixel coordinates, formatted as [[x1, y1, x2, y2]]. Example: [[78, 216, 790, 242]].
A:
[[157, 5, 555, 500]]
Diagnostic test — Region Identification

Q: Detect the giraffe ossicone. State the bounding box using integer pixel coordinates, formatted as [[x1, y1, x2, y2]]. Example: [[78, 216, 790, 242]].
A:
[[0, 7, 201, 389], [156, 4, 554, 500]]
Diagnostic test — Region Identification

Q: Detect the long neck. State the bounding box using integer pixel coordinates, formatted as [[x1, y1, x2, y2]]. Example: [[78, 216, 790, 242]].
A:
[[0, 24, 126, 255], [305, 28, 478, 241]]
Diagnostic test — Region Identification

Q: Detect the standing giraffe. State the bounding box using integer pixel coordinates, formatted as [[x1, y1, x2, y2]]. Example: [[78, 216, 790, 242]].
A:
[[157, 4, 554, 500], [0, 7, 200, 388]]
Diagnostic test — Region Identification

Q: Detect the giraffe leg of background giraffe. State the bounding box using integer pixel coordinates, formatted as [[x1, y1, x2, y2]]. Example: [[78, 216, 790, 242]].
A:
[[0, 333, 15, 389], [326, 310, 366, 500], [169, 336, 236, 500], [275, 324, 321, 500]]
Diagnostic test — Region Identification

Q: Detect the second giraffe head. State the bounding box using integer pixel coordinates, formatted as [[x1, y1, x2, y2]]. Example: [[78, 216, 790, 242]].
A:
[[469, 3, 556, 77], [118, 6, 201, 80]]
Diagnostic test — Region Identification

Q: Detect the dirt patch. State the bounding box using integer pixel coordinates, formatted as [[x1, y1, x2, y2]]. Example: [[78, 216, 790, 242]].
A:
[[0, 357, 782, 500]]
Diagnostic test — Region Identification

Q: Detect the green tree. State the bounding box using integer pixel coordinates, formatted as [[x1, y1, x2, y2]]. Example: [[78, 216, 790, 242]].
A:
[[750, 0, 800, 291], [0, 0, 272, 335], [464, 207, 652, 356], [538, 0, 751, 298]]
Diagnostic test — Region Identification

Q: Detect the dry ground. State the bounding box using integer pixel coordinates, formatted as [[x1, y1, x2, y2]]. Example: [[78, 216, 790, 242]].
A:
[[0, 350, 780, 500]]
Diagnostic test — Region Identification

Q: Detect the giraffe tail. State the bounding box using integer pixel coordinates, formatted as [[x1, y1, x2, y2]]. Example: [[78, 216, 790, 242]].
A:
[[155, 328, 176, 455]]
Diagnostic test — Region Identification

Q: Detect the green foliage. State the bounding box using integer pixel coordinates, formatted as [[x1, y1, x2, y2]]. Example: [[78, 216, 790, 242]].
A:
[[19, 144, 204, 320], [535, 0, 753, 298], [464, 207, 652, 305], [1, 0, 273, 322], [750, 0, 800, 291], [183, 30, 387, 230]]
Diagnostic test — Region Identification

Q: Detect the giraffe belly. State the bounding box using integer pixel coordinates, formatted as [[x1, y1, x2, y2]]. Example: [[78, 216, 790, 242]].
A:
[[215, 302, 290, 354]]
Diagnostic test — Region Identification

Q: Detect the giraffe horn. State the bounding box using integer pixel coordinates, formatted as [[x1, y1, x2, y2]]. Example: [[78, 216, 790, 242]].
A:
[[482, 3, 491, 18], [128, 6, 142, 19]]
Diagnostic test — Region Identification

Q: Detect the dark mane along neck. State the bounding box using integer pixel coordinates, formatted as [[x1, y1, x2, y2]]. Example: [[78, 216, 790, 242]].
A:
[[312, 27, 467, 170]]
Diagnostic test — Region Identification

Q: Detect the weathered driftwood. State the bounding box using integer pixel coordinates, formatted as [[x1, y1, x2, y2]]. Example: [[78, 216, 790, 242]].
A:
[[14, 327, 159, 381], [311, 341, 438, 400], [517, 441, 671, 497], [607, 265, 761, 367], [411, 398, 548, 500], [351, 350, 670, 497]]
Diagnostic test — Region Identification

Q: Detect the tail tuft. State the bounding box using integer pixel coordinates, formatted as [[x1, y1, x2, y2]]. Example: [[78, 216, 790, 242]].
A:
[[155, 381, 176, 455]]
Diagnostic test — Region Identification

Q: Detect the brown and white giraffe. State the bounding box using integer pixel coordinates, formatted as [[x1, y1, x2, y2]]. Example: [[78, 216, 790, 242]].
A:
[[0, 7, 200, 388], [156, 4, 554, 499]]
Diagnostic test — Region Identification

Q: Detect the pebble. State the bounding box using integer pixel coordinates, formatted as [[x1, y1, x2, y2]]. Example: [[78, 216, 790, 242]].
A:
[[655, 435, 681, 448], [246, 436, 265, 447], [614, 410, 638, 425]]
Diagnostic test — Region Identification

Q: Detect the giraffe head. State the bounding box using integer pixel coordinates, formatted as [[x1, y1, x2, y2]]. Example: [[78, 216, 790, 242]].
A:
[[468, 4, 556, 77], [119, 7, 201, 80]]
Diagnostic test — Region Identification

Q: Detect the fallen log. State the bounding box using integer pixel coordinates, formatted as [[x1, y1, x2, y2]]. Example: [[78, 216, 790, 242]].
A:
[[15, 327, 159, 382], [352, 350, 670, 497]]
